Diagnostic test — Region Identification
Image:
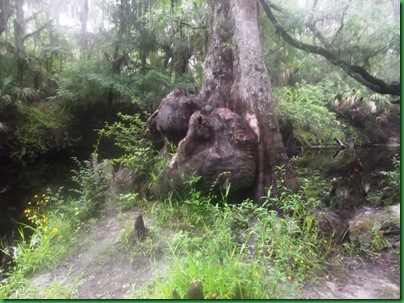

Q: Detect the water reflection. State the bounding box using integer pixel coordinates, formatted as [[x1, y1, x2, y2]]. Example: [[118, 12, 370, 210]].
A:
[[0, 156, 76, 244], [290, 147, 400, 219]]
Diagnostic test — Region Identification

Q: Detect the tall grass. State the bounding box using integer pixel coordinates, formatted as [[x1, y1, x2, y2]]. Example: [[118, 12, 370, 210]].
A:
[[128, 172, 338, 299]]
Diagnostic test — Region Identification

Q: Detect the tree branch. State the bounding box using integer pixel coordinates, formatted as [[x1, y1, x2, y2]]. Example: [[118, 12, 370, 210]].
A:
[[259, 0, 400, 96], [22, 20, 52, 43], [174, 20, 207, 30], [0, 40, 15, 53], [330, 0, 351, 47], [24, 11, 44, 25]]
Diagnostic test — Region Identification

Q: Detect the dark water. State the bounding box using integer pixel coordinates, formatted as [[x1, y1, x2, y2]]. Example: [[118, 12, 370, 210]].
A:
[[0, 147, 400, 244], [289, 146, 400, 219], [0, 155, 78, 244]]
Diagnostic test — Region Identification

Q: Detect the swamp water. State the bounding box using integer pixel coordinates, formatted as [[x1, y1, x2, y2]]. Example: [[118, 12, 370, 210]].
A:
[[290, 146, 400, 219]]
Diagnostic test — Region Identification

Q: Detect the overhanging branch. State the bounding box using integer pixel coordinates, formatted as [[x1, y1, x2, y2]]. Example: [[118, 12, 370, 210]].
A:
[[22, 20, 53, 43], [259, 0, 400, 96]]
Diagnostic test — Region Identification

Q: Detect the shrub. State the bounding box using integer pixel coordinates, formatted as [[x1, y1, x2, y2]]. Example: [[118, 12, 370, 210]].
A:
[[11, 102, 72, 161], [70, 154, 113, 218], [97, 112, 163, 190], [129, 172, 337, 299], [367, 155, 400, 206], [274, 85, 346, 147]]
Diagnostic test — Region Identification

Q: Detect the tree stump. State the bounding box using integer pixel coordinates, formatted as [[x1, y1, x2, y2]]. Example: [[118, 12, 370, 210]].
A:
[[187, 279, 204, 299], [133, 214, 149, 242]]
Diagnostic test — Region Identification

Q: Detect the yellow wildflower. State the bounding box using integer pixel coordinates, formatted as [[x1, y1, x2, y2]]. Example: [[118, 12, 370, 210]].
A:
[[255, 272, 260, 278], [295, 257, 299, 262], [323, 240, 328, 244], [44, 235, 48, 240], [34, 195, 38, 198], [42, 194, 45, 197], [287, 275, 292, 281], [51, 227, 58, 233], [43, 226, 48, 232], [58, 235, 62, 239], [280, 218, 285, 223]]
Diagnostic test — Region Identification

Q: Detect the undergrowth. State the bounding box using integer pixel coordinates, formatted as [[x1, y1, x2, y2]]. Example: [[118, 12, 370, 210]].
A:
[[127, 171, 340, 299], [0, 154, 113, 299], [0, 152, 380, 299], [2, 113, 396, 299]]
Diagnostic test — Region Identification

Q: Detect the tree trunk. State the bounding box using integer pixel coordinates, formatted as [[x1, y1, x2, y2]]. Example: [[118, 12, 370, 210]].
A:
[[14, 0, 25, 84], [0, 0, 11, 36], [196, 0, 299, 200], [79, 0, 89, 57], [149, 0, 299, 203]]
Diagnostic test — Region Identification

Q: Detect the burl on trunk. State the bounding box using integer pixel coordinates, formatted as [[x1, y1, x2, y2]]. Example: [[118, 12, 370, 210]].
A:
[[147, 0, 299, 203]]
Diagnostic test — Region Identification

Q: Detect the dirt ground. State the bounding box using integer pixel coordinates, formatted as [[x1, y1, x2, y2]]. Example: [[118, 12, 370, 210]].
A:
[[302, 250, 400, 299], [30, 208, 169, 299], [29, 204, 400, 299]]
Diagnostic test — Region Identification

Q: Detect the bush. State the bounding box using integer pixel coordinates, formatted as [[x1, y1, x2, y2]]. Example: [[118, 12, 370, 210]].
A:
[[12, 102, 73, 161], [274, 85, 346, 147], [129, 173, 337, 299], [70, 154, 113, 218], [97, 112, 163, 189], [367, 155, 400, 206]]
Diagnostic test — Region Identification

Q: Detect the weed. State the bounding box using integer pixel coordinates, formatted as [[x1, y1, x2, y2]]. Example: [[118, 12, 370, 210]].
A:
[[127, 172, 338, 299], [0, 182, 107, 298], [70, 153, 112, 218], [119, 218, 134, 247], [117, 192, 140, 210], [97, 113, 160, 181]]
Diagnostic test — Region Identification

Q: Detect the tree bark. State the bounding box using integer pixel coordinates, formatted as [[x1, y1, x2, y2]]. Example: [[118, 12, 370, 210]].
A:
[[196, 0, 299, 200], [149, 0, 299, 203], [0, 0, 11, 36], [14, 0, 25, 84], [79, 0, 89, 57]]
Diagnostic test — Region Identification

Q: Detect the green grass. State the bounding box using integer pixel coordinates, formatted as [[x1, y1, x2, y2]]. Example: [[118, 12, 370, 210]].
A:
[[125, 175, 339, 299], [3, 151, 394, 299], [2, 114, 398, 299], [1, 170, 341, 299], [0, 157, 112, 299], [0, 189, 87, 299]]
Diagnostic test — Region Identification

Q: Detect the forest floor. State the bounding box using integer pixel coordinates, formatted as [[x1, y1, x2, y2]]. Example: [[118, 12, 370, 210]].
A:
[[29, 204, 400, 299]]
